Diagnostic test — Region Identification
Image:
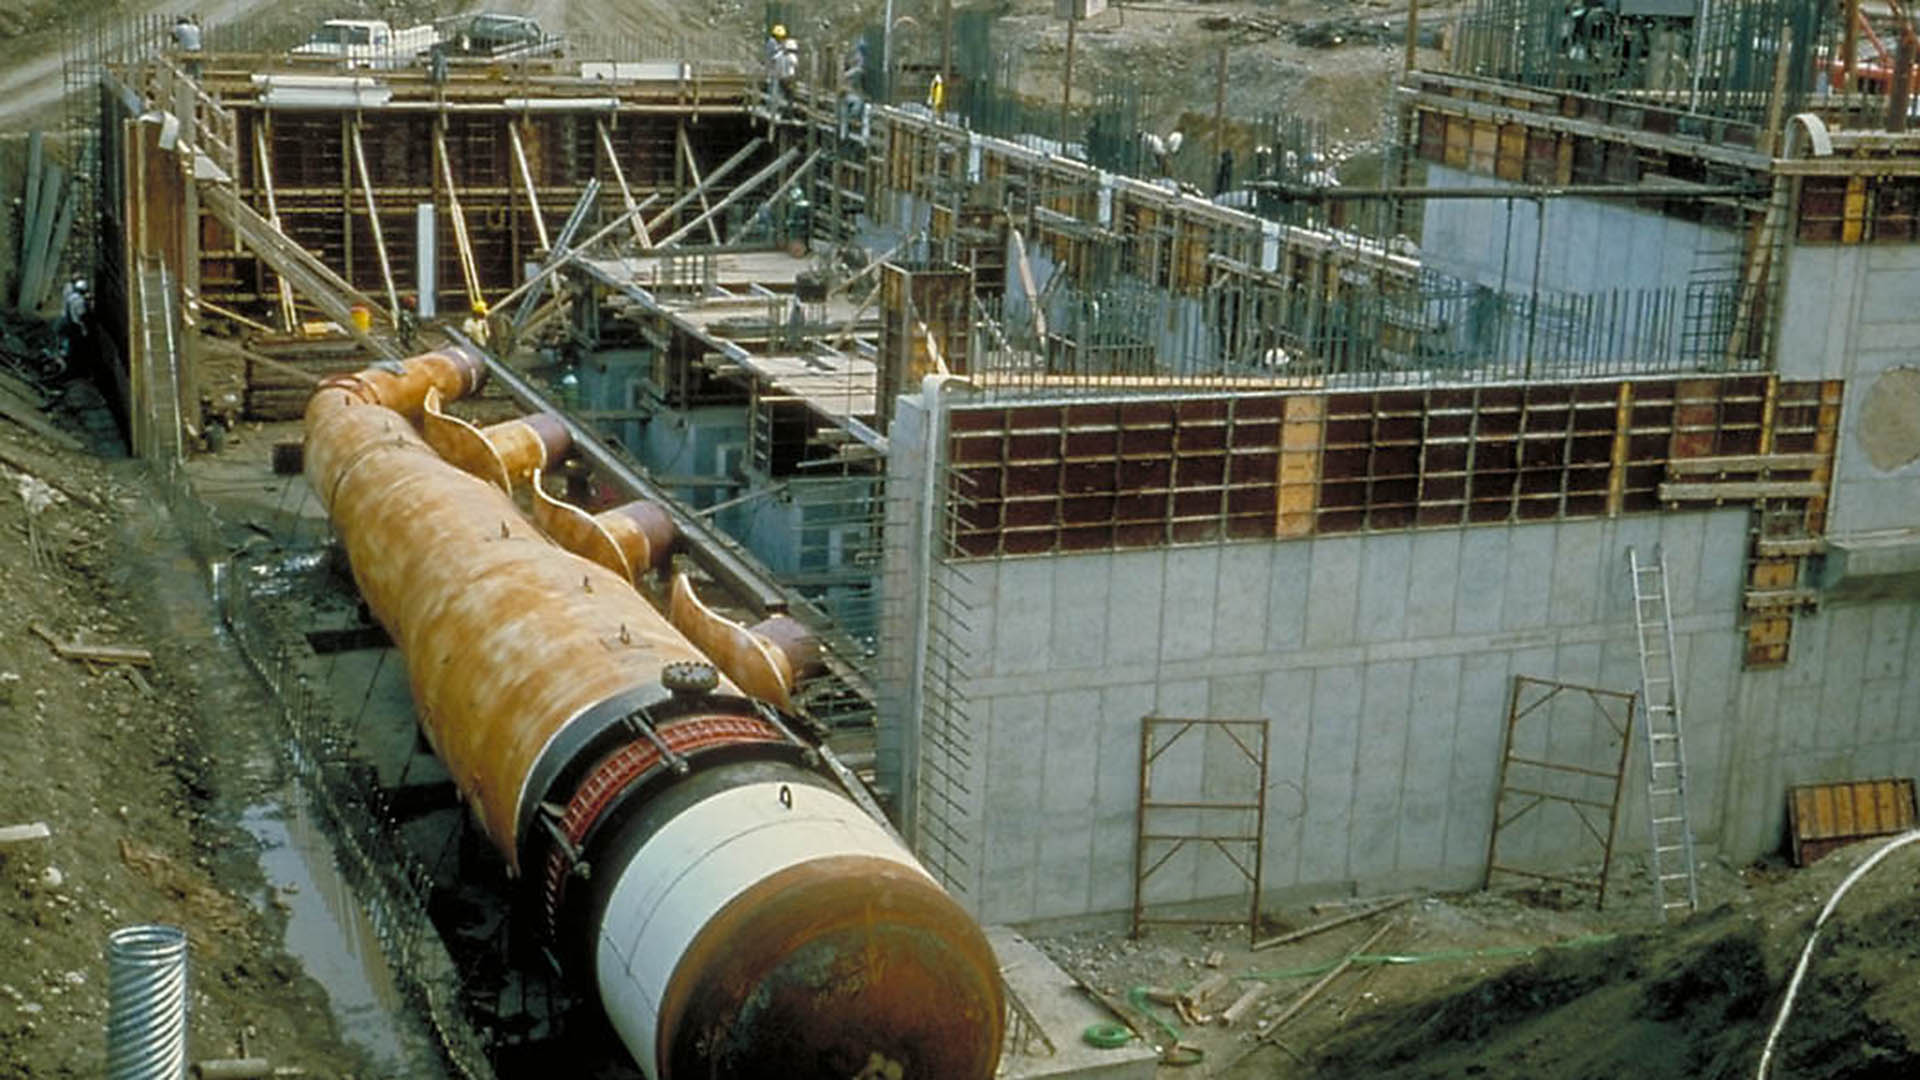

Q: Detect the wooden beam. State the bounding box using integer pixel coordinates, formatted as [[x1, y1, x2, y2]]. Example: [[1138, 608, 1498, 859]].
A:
[[508, 120, 552, 252], [197, 184, 402, 362], [653, 147, 810, 250], [350, 119, 402, 324], [251, 121, 298, 333], [197, 295, 278, 335], [30, 623, 154, 667], [1401, 88, 1768, 170], [198, 337, 322, 387], [641, 137, 765, 239], [677, 123, 723, 246], [1756, 536, 1826, 557], [1744, 588, 1821, 610], [1009, 226, 1048, 339], [1665, 452, 1829, 475], [487, 191, 659, 311], [596, 118, 651, 249], [1659, 480, 1827, 501], [434, 125, 483, 311]]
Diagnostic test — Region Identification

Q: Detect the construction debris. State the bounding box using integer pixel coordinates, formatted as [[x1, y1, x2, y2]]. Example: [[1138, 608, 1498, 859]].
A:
[[0, 822, 53, 845], [1252, 895, 1414, 951], [30, 622, 156, 668]]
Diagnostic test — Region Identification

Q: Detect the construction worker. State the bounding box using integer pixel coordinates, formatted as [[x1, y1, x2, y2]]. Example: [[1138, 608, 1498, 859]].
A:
[[462, 299, 491, 348], [397, 293, 420, 349], [766, 24, 799, 110], [926, 73, 945, 114], [51, 277, 89, 376], [765, 24, 788, 107], [172, 15, 203, 78]]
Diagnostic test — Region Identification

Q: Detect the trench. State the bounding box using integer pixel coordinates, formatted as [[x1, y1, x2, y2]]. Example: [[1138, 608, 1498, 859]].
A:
[[240, 781, 431, 1075], [113, 473, 448, 1077]]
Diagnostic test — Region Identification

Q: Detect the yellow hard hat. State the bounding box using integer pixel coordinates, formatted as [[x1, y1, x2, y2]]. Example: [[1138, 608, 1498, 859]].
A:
[[471, 299, 489, 315], [771, 23, 787, 38]]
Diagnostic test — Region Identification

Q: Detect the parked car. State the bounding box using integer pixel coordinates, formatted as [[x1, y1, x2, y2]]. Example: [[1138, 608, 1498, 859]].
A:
[[451, 13, 565, 59], [292, 19, 443, 69]]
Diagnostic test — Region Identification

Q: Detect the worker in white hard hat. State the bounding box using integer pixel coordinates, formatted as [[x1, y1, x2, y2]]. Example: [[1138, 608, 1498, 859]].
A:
[[51, 276, 89, 376]]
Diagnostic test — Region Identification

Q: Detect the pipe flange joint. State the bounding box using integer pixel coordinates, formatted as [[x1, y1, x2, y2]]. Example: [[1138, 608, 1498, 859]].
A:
[[661, 661, 719, 699]]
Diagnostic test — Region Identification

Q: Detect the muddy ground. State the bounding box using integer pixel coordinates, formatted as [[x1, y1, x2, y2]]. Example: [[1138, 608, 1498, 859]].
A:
[[0, 380, 367, 1075], [1032, 842, 1920, 1080]]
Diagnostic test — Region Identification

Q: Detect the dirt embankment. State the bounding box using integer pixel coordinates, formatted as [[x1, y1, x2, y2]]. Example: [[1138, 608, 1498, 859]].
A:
[[1312, 845, 1920, 1080], [0, 390, 363, 1077]]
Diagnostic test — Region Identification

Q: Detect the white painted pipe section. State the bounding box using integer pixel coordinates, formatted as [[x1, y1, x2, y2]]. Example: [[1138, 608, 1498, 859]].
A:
[[501, 97, 622, 112], [248, 74, 386, 90], [593, 781, 931, 1079]]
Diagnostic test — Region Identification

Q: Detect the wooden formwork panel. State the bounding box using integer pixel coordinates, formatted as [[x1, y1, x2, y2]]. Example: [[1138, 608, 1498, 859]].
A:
[[947, 397, 1284, 557], [941, 375, 1839, 558], [1788, 779, 1918, 865]]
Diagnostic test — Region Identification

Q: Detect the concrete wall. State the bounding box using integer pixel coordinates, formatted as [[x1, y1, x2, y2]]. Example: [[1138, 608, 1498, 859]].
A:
[[1776, 242, 1920, 536], [625, 403, 746, 513], [1419, 165, 1739, 297], [882, 437, 1920, 921]]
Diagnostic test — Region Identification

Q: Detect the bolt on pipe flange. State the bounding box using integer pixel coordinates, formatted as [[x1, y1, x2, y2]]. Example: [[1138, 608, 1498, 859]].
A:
[[661, 661, 719, 698]]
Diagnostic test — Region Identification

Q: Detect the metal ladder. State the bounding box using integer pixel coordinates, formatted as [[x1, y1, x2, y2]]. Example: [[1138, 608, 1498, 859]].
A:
[[1628, 545, 1700, 920]]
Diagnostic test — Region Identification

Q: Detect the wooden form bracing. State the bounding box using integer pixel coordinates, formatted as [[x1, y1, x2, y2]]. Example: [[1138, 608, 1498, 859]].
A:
[[200, 103, 763, 317], [877, 107, 1284, 303], [943, 374, 1840, 560]]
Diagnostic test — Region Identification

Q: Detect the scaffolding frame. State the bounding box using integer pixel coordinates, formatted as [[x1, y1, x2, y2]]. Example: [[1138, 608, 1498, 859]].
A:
[[1483, 675, 1637, 909], [1131, 715, 1270, 942]]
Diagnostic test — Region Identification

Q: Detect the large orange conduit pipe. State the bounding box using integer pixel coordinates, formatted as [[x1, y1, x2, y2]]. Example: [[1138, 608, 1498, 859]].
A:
[[304, 347, 1002, 1079]]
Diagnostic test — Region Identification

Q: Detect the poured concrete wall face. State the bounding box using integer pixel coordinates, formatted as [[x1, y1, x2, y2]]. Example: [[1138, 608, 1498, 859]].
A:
[[1777, 243, 1920, 536], [1418, 166, 1739, 297], [881, 456, 1920, 921]]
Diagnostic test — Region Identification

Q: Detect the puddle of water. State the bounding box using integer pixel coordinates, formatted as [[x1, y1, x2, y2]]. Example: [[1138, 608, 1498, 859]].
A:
[[241, 785, 439, 1076]]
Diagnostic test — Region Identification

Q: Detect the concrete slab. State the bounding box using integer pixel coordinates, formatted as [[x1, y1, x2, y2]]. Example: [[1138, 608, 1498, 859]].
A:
[[1212, 544, 1273, 658], [1865, 604, 1915, 681], [1404, 655, 1463, 840], [1300, 665, 1363, 884], [1258, 668, 1315, 889], [1357, 532, 1413, 642], [1050, 556, 1114, 671], [989, 927, 1160, 1080], [996, 560, 1057, 677], [1161, 548, 1221, 662], [1105, 550, 1166, 668], [1350, 659, 1414, 879], [1548, 520, 1604, 627], [1406, 529, 1462, 640], [1454, 528, 1509, 633], [1304, 538, 1361, 648], [1502, 526, 1556, 631], [1264, 541, 1312, 651]]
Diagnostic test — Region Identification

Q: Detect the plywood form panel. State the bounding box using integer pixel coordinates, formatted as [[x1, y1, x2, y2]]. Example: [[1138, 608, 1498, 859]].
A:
[[941, 376, 1838, 560]]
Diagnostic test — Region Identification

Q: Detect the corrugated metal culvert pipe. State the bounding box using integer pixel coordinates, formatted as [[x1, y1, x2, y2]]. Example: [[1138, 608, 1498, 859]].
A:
[[106, 924, 188, 1080]]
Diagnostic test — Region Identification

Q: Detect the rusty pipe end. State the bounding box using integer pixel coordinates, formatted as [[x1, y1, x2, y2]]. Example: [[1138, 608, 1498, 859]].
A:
[[659, 855, 1005, 1080], [599, 500, 679, 578], [748, 615, 821, 681]]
